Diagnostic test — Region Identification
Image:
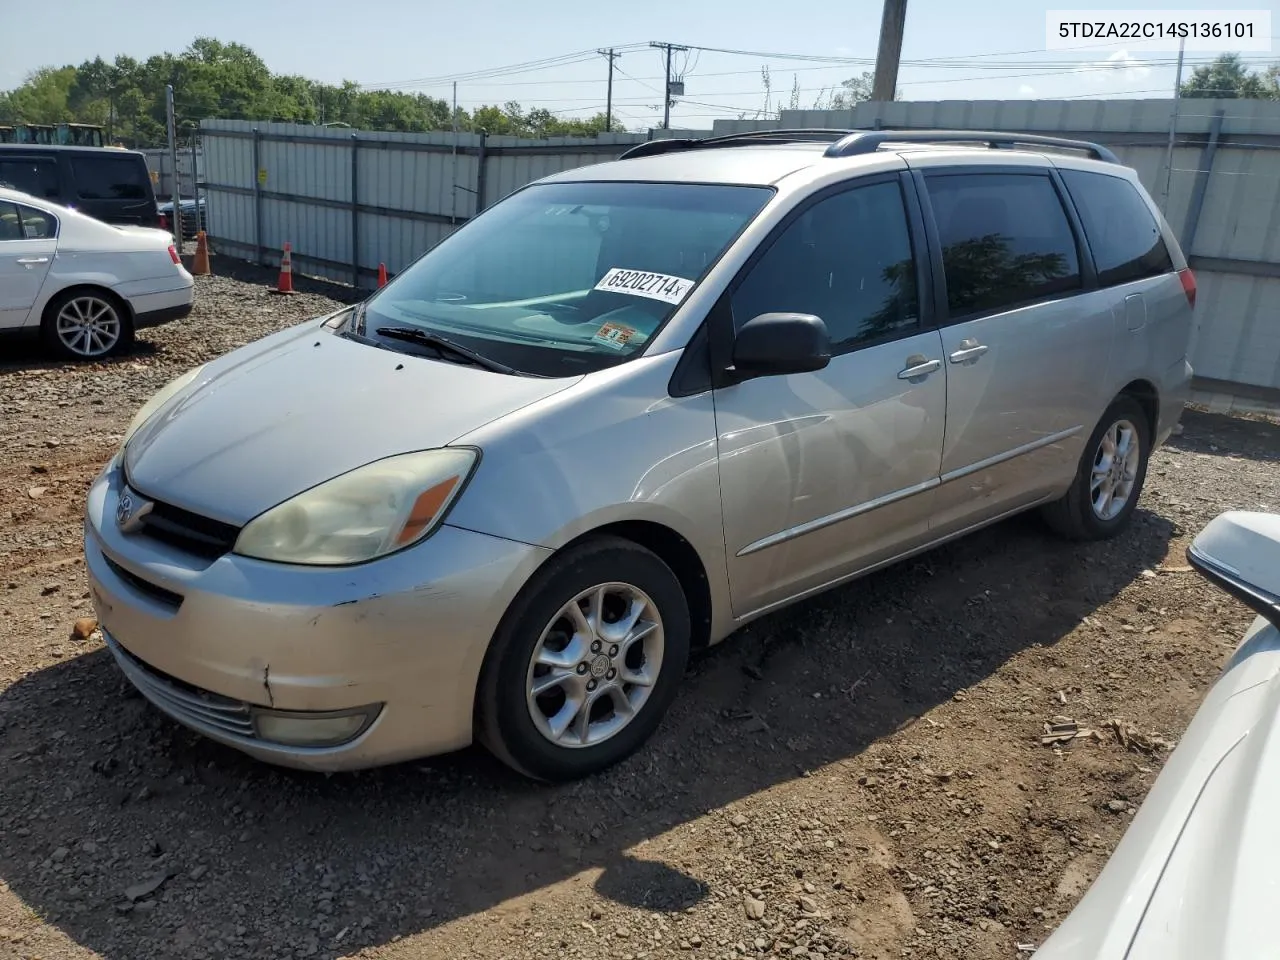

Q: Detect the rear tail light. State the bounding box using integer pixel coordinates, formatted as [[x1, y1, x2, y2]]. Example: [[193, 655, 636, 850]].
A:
[[167, 244, 180, 265], [1178, 267, 1197, 308], [158, 213, 169, 232]]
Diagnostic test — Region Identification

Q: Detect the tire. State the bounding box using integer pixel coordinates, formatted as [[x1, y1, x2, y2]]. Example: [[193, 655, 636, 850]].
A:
[[41, 288, 134, 361], [476, 536, 691, 781], [1041, 395, 1152, 541]]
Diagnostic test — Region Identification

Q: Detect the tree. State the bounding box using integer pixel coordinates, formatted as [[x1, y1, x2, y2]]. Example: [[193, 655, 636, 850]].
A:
[[0, 66, 78, 123], [1180, 53, 1280, 99], [0, 38, 618, 145]]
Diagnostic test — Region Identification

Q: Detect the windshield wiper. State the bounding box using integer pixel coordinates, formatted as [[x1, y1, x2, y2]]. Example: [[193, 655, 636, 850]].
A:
[[374, 326, 518, 375]]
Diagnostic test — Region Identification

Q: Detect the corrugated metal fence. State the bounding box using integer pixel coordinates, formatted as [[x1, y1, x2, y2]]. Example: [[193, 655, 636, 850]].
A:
[[200, 101, 1280, 395], [140, 147, 202, 201], [199, 120, 653, 287]]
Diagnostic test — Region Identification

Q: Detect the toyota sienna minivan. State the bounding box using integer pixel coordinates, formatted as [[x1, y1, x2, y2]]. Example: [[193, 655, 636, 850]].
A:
[[84, 129, 1195, 781]]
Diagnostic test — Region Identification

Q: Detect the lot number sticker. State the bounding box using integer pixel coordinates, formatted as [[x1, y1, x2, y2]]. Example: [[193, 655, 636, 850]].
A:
[[594, 267, 694, 306]]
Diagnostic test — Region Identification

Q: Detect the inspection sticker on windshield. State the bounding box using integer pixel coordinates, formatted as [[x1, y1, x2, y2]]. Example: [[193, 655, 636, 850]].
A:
[[591, 321, 640, 351], [594, 267, 695, 305]]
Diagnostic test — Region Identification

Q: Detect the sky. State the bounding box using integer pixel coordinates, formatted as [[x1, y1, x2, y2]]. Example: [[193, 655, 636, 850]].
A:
[[3, 0, 1279, 129]]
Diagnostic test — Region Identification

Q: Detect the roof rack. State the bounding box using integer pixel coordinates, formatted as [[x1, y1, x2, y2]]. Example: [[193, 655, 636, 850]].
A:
[[824, 129, 1119, 163], [617, 128, 856, 160], [617, 127, 1119, 164]]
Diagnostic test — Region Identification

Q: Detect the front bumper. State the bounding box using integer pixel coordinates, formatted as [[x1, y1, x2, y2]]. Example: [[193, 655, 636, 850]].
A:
[[84, 466, 551, 771]]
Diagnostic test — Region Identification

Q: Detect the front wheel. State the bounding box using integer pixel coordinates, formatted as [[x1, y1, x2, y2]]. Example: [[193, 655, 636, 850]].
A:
[[1041, 395, 1152, 541], [476, 537, 691, 781]]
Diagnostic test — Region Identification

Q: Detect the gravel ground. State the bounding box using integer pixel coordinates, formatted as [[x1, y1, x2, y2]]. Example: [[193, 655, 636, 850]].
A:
[[1, 263, 1277, 960]]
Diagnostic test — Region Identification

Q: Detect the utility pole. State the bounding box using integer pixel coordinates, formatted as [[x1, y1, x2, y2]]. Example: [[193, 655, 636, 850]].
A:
[[598, 48, 621, 132], [1160, 35, 1187, 212], [450, 80, 458, 225], [650, 41, 689, 130], [871, 0, 908, 102], [165, 84, 181, 242]]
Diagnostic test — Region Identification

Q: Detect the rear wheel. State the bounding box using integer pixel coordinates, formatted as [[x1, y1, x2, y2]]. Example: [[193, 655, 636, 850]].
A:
[[1042, 395, 1151, 541], [476, 537, 690, 781], [41, 289, 133, 361]]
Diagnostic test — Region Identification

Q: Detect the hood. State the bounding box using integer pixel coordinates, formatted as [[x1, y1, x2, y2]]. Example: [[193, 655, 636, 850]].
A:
[[123, 324, 578, 525], [1035, 616, 1280, 960]]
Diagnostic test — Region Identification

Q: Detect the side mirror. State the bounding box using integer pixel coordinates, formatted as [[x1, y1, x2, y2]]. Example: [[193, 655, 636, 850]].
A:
[[1188, 511, 1280, 628], [731, 312, 831, 378]]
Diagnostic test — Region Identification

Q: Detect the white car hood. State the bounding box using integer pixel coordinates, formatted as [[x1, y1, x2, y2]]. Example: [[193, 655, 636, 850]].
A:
[[1036, 615, 1280, 960]]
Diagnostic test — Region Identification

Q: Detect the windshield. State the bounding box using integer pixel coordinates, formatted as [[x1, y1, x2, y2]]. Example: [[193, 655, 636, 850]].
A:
[[360, 180, 773, 376]]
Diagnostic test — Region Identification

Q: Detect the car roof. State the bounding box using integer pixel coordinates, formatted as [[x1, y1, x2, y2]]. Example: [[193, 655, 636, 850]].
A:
[[0, 185, 49, 206], [542, 129, 1127, 187], [543, 142, 833, 187]]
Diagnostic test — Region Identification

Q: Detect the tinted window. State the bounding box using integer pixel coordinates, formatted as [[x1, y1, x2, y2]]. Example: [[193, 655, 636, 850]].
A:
[[926, 173, 1081, 317], [732, 181, 919, 350], [71, 156, 148, 200], [1061, 169, 1173, 287], [0, 158, 60, 199]]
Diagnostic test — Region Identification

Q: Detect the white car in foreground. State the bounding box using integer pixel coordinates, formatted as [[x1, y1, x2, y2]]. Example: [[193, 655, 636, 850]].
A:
[[0, 186, 193, 360], [1037, 510, 1280, 960]]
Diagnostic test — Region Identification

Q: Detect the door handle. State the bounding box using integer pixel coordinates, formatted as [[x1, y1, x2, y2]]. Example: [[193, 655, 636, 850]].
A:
[[949, 339, 989, 363], [897, 356, 941, 380], [17, 257, 50, 265]]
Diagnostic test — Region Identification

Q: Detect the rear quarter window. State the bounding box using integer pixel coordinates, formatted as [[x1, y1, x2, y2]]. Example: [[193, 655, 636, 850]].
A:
[[1060, 169, 1173, 287], [70, 156, 150, 200], [0, 157, 60, 200]]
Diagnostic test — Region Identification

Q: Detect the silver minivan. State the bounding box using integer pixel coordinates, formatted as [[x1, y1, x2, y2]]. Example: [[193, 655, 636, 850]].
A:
[[85, 130, 1196, 780]]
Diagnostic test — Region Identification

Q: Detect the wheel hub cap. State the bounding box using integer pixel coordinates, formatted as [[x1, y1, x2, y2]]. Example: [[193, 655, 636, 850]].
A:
[[1090, 419, 1140, 521], [525, 582, 665, 749]]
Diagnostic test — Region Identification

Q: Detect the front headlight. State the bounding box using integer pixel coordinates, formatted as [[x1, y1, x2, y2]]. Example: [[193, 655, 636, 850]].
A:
[[121, 365, 206, 449], [233, 448, 479, 566]]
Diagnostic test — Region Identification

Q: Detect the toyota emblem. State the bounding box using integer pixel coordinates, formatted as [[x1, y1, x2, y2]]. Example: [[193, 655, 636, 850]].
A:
[[115, 488, 153, 533]]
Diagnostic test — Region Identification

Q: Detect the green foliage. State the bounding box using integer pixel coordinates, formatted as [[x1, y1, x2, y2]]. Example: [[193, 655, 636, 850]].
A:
[[1180, 53, 1280, 99], [0, 38, 625, 146]]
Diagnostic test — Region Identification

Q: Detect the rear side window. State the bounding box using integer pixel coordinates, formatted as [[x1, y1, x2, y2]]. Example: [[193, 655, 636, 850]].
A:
[[0, 202, 51, 240], [0, 158, 60, 200], [1060, 169, 1173, 287], [15, 204, 55, 239], [71, 156, 149, 200], [925, 172, 1081, 318]]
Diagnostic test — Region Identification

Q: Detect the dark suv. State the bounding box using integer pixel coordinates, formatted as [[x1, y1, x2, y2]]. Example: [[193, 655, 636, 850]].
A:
[[0, 145, 159, 227]]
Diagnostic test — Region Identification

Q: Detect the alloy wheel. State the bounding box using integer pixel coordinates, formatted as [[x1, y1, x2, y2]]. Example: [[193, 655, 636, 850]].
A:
[[525, 582, 665, 748], [1090, 418, 1140, 521], [55, 295, 122, 358]]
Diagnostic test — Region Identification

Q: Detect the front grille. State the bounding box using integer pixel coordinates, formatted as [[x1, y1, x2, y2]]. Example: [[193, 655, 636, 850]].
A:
[[137, 498, 240, 560], [103, 555, 183, 610], [104, 630, 256, 740], [118, 465, 241, 561]]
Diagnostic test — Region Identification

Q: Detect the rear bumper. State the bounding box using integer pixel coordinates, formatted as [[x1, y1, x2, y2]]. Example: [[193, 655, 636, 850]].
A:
[[135, 301, 193, 329], [126, 280, 195, 329], [1155, 357, 1193, 449]]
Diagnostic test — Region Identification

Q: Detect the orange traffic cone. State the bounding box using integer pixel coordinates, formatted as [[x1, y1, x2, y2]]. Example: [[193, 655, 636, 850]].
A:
[[192, 230, 211, 276], [271, 242, 296, 295], [377, 263, 388, 288]]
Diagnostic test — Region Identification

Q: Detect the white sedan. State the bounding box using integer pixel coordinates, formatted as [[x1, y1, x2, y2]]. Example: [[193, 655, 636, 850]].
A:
[[0, 186, 194, 360], [1036, 510, 1280, 960]]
